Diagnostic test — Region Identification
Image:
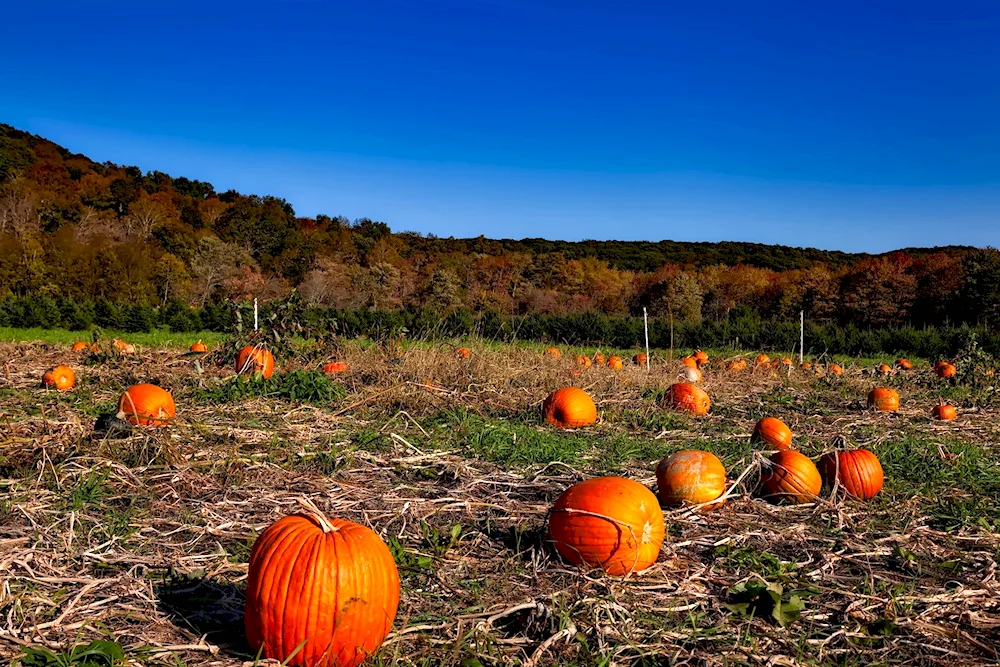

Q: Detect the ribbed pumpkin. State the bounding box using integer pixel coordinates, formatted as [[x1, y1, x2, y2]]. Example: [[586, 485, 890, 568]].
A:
[[455, 347, 471, 359], [680, 366, 702, 383], [544, 347, 562, 360], [593, 353, 606, 367], [543, 387, 597, 429], [655, 450, 727, 508], [896, 358, 913, 370], [752, 417, 793, 450], [932, 403, 957, 421], [42, 365, 75, 391], [828, 363, 844, 376], [878, 363, 892, 375], [818, 450, 884, 500], [71, 341, 88, 353], [936, 362, 956, 379], [607, 355, 624, 370], [575, 354, 592, 368], [237, 345, 275, 379], [867, 387, 899, 412], [664, 383, 710, 416], [324, 361, 350, 374], [694, 349, 709, 366], [633, 353, 648, 366], [681, 356, 699, 369], [727, 358, 748, 372], [549, 477, 665, 576], [245, 502, 400, 667], [118, 383, 175, 427], [190, 340, 208, 353], [758, 450, 822, 504]]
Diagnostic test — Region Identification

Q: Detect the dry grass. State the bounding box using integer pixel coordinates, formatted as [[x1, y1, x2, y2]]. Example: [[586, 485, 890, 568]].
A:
[[3, 340, 1000, 666]]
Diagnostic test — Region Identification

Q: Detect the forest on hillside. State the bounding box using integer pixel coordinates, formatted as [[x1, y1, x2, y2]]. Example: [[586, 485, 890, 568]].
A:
[[2, 123, 997, 334]]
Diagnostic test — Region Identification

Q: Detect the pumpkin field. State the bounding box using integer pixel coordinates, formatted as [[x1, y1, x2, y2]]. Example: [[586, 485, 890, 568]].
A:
[[3, 335, 1000, 666]]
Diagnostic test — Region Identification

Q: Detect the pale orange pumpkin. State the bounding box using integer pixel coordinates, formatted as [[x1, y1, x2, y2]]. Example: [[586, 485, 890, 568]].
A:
[[42, 365, 75, 391], [752, 417, 793, 450], [190, 340, 208, 353], [607, 355, 624, 370], [323, 361, 350, 374], [118, 383, 176, 427], [542, 387, 597, 429], [544, 347, 562, 360], [575, 354, 592, 368], [867, 387, 899, 412], [818, 449, 884, 500], [245, 502, 400, 667], [758, 450, 822, 504], [679, 366, 702, 383], [455, 347, 471, 359], [71, 342, 88, 353], [549, 477, 665, 576], [655, 450, 727, 508], [633, 353, 648, 366], [932, 403, 957, 421], [663, 383, 710, 416], [781, 358, 792, 367], [237, 345, 275, 379]]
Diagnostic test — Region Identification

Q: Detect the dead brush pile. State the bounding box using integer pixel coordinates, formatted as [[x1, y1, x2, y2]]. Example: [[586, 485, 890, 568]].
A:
[[3, 341, 1000, 666]]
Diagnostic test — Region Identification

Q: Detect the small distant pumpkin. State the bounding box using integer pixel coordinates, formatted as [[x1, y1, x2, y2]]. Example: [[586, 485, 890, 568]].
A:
[[90, 343, 102, 354], [800, 362, 812, 370], [656, 450, 727, 509], [633, 353, 648, 366], [113, 338, 135, 354], [681, 356, 699, 369], [694, 350, 709, 367], [593, 353, 606, 366], [781, 358, 792, 367], [752, 417, 793, 450], [878, 363, 892, 375], [828, 363, 844, 376], [758, 450, 822, 504], [755, 354, 771, 366], [664, 383, 710, 416], [818, 449, 884, 500], [935, 362, 956, 379], [542, 387, 597, 429], [607, 355, 624, 370], [575, 354, 592, 368], [896, 358, 913, 370], [726, 358, 748, 372], [190, 340, 208, 353], [71, 342, 88, 353], [237, 345, 275, 379], [42, 365, 75, 391], [455, 347, 471, 359], [323, 361, 349, 374], [932, 403, 957, 421], [680, 366, 702, 383], [118, 383, 175, 427], [549, 477, 665, 576], [867, 387, 900, 412], [544, 347, 562, 360]]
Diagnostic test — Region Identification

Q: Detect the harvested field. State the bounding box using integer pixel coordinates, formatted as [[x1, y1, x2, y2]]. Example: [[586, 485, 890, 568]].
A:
[[3, 339, 1000, 666]]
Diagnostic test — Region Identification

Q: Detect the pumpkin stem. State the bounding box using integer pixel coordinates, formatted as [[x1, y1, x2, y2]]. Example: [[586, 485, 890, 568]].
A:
[[296, 497, 337, 533]]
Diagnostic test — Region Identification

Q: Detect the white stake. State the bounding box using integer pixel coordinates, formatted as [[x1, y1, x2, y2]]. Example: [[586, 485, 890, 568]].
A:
[[254, 298, 259, 332], [800, 310, 804, 364], [643, 307, 650, 370]]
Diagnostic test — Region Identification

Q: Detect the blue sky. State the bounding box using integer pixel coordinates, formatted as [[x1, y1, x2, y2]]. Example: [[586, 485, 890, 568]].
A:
[[2, 0, 998, 252]]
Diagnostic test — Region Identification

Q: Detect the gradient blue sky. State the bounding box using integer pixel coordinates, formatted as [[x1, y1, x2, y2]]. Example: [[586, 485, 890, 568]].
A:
[[3, 1, 998, 252]]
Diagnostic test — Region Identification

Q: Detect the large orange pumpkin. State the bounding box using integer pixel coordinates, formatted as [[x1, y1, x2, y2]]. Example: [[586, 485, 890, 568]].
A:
[[936, 362, 956, 379], [575, 354, 592, 368], [681, 356, 699, 369], [71, 342, 88, 353], [593, 353, 606, 367], [932, 403, 957, 421], [758, 450, 822, 504], [664, 383, 710, 416], [324, 361, 350, 374], [896, 358, 913, 370], [544, 347, 562, 360], [867, 387, 899, 412], [190, 340, 208, 353], [245, 502, 400, 667], [818, 449, 884, 500], [828, 363, 844, 376], [549, 477, 665, 576], [237, 345, 275, 379], [655, 450, 727, 508], [118, 383, 176, 427], [542, 387, 597, 429], [455, 347, 471, 359], [607, 355, 624, 370], [752, 417, 793, 450], [633, 353, 648, 366], [42, 365, 75, 391]]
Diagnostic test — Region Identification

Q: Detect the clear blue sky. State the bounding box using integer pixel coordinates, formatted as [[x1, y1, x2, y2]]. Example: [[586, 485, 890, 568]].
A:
[[2, 1, 998, 252]]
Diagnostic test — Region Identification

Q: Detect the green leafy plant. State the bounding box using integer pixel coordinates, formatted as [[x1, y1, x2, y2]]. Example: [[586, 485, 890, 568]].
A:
[[724, 580, 805, 628], [20, 640, 125, 667]]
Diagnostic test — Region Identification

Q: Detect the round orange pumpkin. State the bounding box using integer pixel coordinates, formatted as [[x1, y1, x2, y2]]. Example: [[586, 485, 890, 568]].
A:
[[681, 356, 699, 369], [800, 361, 812, 370], [896, 358, 913, 370], [758, 450, 822, 504], [936, 362, 956, 379], [607, 355, 624, 370], [90, 343, 102, 354], [878, 363, 892, 375], [727, 358, 748, 372], [575, 354, 592, 368], [71, 342, 88, 353], [549, 477, 665, 576], [544, 347, 562, 360], [633, 353, 648, 366], [655, 450, 727, 508], [245, 504, 400, 667], [781, 358, 792, 367], [593, 352, 606, 367], [755, 354, 771, 366], [664, 383, 710, 416], [867, 387, 900, 412], [324, 361, 350, 374], [932, 403, 957, 421], [455, 347, 471, 359], [828, 363, 844, 376], [42, 365, 75, 391], [752, 417, 793, 450], [237, 345, 275, 379], [118, 383, 176, 427], [112, 338, 128, 352], [543, 387, 597, 429], [818, 449, 884, 500], [190, 340, 208, 353], [694, 349, 709, 365]]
